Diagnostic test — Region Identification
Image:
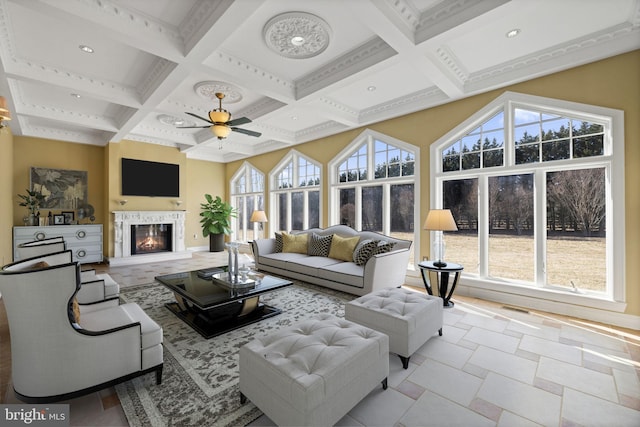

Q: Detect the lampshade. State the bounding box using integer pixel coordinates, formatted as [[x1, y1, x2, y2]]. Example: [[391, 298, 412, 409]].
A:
[[250, 210, 268, 223], [211, 124, 231, 139], [423, 209, 458, 231]]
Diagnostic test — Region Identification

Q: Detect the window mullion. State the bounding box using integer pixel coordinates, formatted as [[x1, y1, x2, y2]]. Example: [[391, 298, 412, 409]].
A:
[[383, 183, 390, 235], [534, 170, 547, 287], [478, 175, 489, 277]]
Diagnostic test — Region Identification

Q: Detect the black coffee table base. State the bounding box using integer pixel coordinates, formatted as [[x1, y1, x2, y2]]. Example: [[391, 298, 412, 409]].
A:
[[165, 300, 281, 339]]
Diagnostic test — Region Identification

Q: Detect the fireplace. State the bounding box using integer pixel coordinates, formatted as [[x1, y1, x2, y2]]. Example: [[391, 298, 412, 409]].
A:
[[131, 224, 173, 255], [110, 210, 190, 266]]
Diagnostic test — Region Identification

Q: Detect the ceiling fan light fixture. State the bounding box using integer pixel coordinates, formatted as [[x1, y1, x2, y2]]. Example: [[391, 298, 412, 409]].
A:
[[209, 109, 230, 123], [212, 124, 231, 139], [0, 96, 11, 127]]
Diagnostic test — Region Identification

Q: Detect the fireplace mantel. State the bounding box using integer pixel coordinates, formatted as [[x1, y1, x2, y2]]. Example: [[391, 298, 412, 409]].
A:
[[109, 210, 191, 266]]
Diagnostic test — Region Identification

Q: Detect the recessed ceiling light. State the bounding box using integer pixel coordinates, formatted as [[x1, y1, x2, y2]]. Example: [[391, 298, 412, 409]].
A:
[[367, 86, 376, 92], [291, 36, 305, 46], [79, 44, 94, 53], [506, 29, 520, 38], [70, 93, 81, 98]]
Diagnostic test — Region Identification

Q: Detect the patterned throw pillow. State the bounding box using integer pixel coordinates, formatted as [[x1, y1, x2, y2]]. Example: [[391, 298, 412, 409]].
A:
[[274, 232, 283, 252], [353, 239, 379, 266], [308, 233, 333, 257], [372, 240, 396, 256]]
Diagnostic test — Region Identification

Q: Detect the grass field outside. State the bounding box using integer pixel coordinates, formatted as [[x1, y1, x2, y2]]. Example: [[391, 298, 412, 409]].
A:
[[445, 233, 606, 292]]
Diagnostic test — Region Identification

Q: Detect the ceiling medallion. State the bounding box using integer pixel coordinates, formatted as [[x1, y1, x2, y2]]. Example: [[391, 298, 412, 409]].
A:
[[194, 81, 242, 103], [263, 12, 331, 59], [157, 114, 191, 127]]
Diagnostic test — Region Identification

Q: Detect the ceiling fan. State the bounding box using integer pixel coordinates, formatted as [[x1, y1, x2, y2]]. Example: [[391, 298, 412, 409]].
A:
[[178, 92, 262, 142]]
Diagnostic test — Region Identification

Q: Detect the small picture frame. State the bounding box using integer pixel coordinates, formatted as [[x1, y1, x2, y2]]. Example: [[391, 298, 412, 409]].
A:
[[53, 214, 65, 225], [62, 211, 75, 225]]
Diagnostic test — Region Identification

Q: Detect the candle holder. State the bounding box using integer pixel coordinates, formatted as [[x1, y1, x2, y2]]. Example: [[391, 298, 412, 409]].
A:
[[225, 241, 241, 283]]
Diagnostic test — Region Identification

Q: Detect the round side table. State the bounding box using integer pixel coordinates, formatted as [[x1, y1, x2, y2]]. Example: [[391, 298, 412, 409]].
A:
[[417, 261, 463, 307]]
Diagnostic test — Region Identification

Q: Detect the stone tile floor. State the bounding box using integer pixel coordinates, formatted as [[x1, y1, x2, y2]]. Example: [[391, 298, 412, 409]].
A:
[[1, 251, 639, 426]]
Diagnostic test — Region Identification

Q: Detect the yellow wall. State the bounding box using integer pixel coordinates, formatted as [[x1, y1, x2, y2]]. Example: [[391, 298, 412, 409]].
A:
[[184, 158, 226, 247], [1, 128, 13, 265], [226, 50, 639, 317], [12, 136, 106, 249]]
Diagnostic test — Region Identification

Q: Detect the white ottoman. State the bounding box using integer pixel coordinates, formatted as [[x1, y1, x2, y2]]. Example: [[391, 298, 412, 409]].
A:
[[239, 313, 389, 426], [345, 287, 443, 369]]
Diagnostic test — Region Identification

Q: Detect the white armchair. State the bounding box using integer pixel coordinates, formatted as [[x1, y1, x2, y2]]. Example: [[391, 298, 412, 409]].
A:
[[0, 255, 163, 403], [13, 249, 119, 305], [15, 236, 65, 260]]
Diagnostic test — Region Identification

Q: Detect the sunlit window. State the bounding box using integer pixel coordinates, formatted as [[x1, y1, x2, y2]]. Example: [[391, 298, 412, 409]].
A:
[[230, 162, 264, 242], [330, 130, 417, 267], [270, 151, 321, 232], [432, 92, 624, 305]]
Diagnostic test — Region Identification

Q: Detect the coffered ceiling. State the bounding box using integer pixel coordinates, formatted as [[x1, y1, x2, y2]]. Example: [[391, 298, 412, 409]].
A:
[[1, 0, 638, 163]]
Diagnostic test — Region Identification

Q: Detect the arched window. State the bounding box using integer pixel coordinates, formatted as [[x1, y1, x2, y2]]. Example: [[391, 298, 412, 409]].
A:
[[270, 150, 321, 232], [432, 92, 625, 310], [230, 162, 264, 242], [329, 129, 418, 267]]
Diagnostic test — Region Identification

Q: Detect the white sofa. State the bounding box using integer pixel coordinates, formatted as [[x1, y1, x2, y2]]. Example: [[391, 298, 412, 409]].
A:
[[251, 225, 412, 296]]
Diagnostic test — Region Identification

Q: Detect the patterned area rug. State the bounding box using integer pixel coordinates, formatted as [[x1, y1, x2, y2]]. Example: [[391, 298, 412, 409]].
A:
[[116, 280, 355, 427]]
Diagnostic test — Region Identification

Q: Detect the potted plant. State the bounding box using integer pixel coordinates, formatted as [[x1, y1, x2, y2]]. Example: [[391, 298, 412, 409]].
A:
[[200, 194, 237, 252], [18, 188, 45, 226]]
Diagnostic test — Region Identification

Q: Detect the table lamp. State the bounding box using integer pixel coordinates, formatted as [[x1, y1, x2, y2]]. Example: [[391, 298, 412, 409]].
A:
[[424, 209, 458, 267], [250, 210, 268, 239]]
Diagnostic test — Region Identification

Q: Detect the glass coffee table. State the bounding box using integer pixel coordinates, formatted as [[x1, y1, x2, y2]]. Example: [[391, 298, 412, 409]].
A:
[[155, 267, 292, 338]]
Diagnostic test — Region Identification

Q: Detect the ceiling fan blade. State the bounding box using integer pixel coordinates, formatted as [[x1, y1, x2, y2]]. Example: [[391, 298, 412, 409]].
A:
[[227, 116, 251, 127], [232, 127, 262, 137], [185, 112, 213, 124], [177, 125, 211, 129]]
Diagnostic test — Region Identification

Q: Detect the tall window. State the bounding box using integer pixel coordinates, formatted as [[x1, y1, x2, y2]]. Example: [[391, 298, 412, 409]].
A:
[[330, 130, 418, 266], [432, 92, 624, 306], [270, 151, 321, 232], [230, 162, 264, 242]]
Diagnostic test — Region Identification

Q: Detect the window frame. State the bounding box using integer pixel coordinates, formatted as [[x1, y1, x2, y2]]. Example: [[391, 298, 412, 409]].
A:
[[230, 161, 265, 243], [329, 129, 420, 269], [431, 92, 626, 311], [269, 149, 323, 233]]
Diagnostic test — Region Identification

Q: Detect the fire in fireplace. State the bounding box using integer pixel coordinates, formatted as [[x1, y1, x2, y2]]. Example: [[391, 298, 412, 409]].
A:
[[131, 224, 173, 255]]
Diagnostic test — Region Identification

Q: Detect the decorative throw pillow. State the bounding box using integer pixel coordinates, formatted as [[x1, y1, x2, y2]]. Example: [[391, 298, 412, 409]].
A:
[[308, 233, 333, 257], [274, 232, 283, 253], [353, 239, 379, 266], [328, 234, 360, 262], [372, 240, 396, 256], [282, 232, 309, 254]]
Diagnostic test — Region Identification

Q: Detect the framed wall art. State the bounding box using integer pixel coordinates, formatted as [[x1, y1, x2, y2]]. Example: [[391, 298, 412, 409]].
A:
[[53, 214, 65, 225], [30, 167, 88, 210], [62, 211, 75, 225]]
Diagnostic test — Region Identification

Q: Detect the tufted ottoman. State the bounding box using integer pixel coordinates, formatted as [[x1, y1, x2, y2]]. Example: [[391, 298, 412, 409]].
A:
[[345, 287, 443, 369], [239, 313, 389, 426]]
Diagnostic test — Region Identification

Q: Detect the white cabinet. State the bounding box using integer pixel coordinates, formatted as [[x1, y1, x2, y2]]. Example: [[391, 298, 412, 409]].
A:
[[13, 224, 103, 264]]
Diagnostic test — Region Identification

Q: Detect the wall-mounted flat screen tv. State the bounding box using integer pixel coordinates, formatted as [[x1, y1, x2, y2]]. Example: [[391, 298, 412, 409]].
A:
[[121, 158, 179, 197]]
